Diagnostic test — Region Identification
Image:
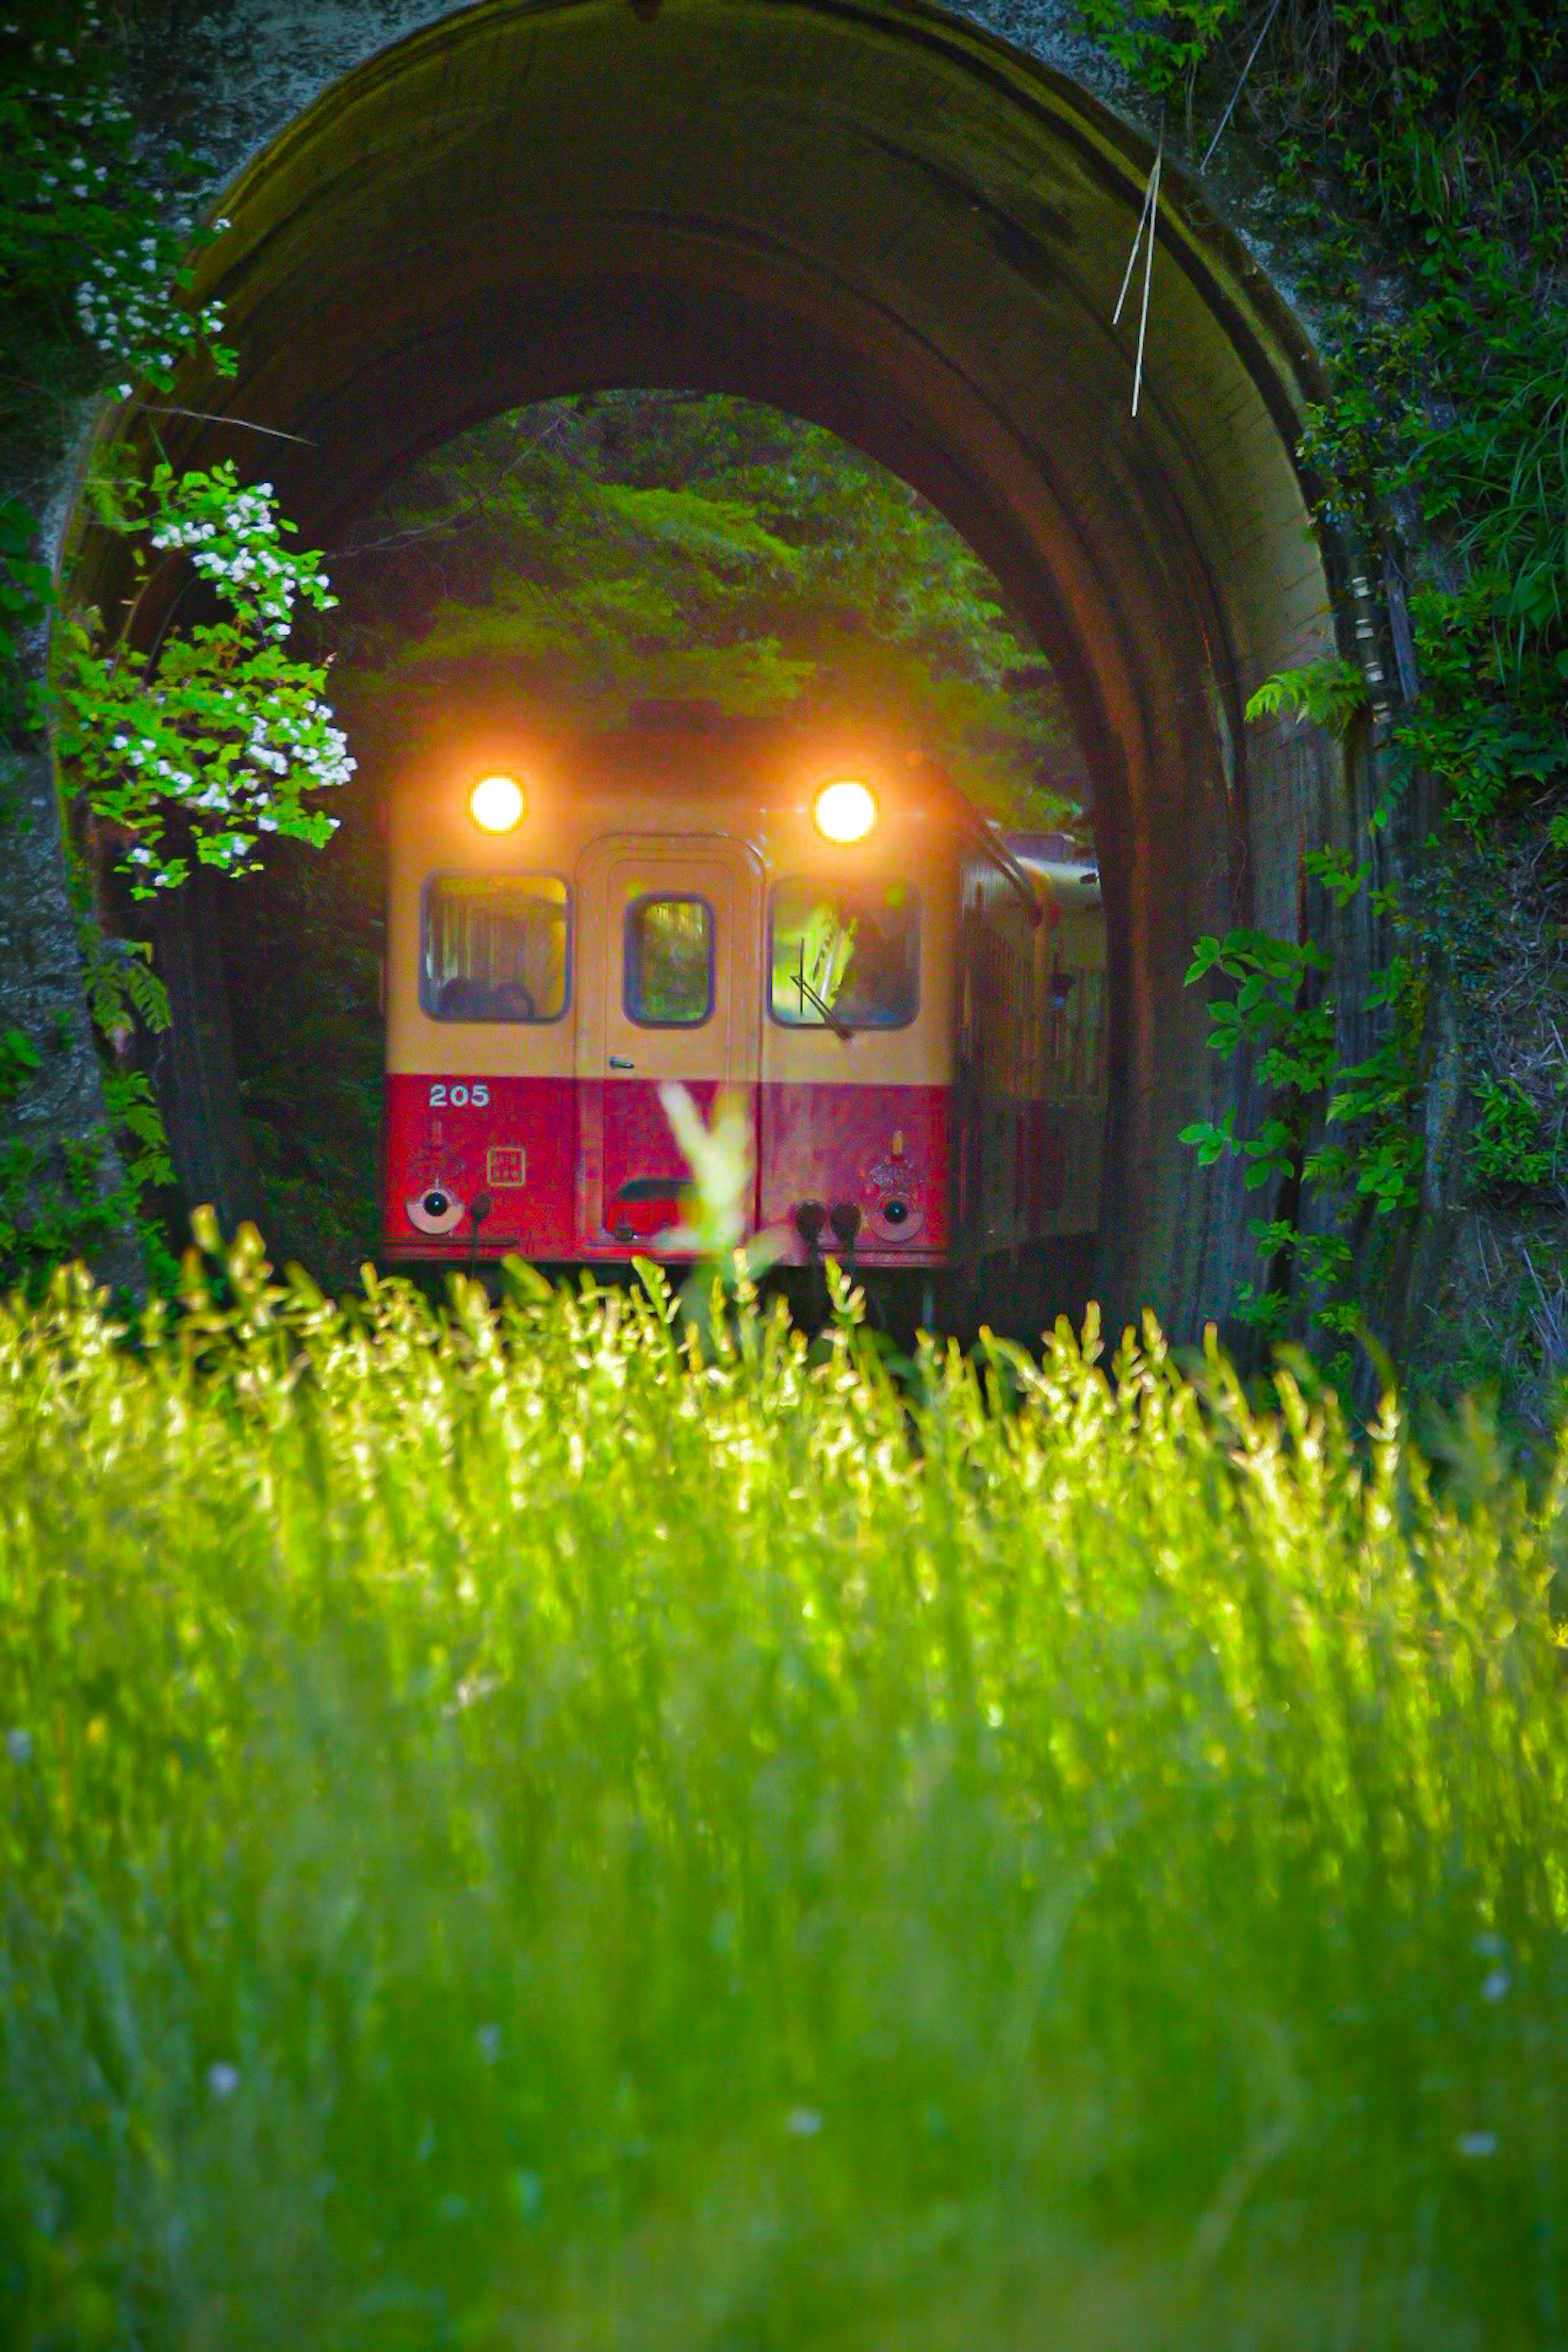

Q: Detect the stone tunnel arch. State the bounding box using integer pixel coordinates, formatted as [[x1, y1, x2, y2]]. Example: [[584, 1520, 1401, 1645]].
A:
[[74, 0, 1356, 1334]]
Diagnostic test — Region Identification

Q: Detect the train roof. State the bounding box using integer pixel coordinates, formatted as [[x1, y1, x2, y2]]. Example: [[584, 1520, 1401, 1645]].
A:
[[1008, 846, 1102, 911]]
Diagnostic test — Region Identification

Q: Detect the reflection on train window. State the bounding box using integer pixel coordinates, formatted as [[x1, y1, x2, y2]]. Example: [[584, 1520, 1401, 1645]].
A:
[[625, 895, 714, 1027], [422, 875, 569, 1022], [770, 880, 919, 1028]]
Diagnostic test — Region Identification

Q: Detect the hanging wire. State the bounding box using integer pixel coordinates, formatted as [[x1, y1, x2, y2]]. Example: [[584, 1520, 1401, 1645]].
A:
[[1200, 0, 1285, 172], [1113, 109, 1164, 419], [1112, 109, 1162, 330]]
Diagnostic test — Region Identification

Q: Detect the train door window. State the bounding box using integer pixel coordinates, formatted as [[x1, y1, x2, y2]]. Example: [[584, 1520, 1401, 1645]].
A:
[[625, 894, 714, 1027], [422, 875, 570, 1021], [770, 880, 919, 1028]]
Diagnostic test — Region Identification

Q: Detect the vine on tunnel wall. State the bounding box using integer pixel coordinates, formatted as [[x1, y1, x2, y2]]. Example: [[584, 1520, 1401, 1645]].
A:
[[1076, 0, 1568, 1404]]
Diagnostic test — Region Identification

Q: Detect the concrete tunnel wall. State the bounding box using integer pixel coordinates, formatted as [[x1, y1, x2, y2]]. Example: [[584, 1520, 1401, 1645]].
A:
[[78, 0, 1356, 1334]]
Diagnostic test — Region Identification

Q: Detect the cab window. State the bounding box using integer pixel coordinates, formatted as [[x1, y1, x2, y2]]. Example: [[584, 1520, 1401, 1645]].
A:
[[625, 895, 714, 1027], [770, 880, 919, 1029], [422, 875, 569, 1021]]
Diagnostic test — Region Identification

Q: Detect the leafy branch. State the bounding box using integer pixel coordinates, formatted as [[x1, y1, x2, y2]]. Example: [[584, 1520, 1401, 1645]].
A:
[[1244, 655, 1369, 739], [54, 458, 353, 896]]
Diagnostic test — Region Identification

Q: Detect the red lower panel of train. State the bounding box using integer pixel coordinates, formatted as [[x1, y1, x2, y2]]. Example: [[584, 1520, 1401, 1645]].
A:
[[382, 1074, 952, 1266]]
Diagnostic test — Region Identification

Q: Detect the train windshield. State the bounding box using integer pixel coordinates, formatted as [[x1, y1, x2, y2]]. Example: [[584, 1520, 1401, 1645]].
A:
[[422, 874, 570, 1021], [769, 880, 919, 1029]]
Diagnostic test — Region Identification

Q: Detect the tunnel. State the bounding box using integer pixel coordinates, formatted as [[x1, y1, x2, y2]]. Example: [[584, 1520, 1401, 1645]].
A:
[[74, 0, 1356, 1335]]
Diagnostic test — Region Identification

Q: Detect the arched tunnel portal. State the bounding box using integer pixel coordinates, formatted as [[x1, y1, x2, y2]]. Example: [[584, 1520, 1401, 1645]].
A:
[[85, 0, 1356, 1334]]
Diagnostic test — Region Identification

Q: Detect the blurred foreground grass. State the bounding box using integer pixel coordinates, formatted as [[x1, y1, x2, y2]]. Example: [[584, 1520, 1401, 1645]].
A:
[[3, 1236, 1568, 2350]]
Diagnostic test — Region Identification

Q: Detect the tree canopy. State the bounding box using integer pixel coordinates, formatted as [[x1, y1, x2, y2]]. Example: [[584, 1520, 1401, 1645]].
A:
[[329, 390, 1084, 829]]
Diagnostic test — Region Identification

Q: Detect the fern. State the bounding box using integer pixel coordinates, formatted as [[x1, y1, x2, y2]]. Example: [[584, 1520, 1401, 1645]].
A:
[[1245, 657, 1370, 739]]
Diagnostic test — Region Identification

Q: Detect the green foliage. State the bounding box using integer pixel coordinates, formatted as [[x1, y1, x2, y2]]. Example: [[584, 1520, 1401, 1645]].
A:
[[99, 1066, 172, 1190], [0, 7, 356, 1290], [1088, 0, 1568, 1362], [2, 449, 352, 1290], [1185, 929, 1337, 1109], [0, 1120, 140, 1284], [336, 393, 1081, 829], [0, 495, 53, 739], [1069, 0, 1247, 107], [0, 1027, 44, 1102], [55, 457, 352, 895], [78, 926, 167, 1044], [1470, 1076, 1558, 1196], [1074, 0, 1568, 860], [2, 1258, 1568, 2345], [1182, 890, 1424, 1361], [1243, 655, 1368, 739], [1180, 926, 1339, 1253], [0, 0, 234, 438], [1260, 17, 1567, 852]]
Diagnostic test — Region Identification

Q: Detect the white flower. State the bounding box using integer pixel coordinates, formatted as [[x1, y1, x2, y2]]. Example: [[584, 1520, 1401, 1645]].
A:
[[1480, 1969, 1510, 2002], [207, 2062, 240, 2100]]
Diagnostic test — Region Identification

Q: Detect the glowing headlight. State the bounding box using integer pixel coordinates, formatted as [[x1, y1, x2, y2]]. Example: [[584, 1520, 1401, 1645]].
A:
[[812, 779, 878, 844], [468, 773, 526, 833]]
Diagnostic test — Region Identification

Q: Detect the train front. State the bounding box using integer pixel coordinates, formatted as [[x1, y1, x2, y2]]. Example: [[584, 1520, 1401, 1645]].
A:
[[380, 714, 968, 1272]]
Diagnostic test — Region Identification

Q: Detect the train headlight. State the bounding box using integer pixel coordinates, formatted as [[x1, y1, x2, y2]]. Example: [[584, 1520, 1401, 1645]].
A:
[[468, 773, 526, 833], [813, 779, 878, 844]]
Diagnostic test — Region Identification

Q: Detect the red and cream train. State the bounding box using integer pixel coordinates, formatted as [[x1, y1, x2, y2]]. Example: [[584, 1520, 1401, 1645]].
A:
[[381, 710, 1106, 1281]]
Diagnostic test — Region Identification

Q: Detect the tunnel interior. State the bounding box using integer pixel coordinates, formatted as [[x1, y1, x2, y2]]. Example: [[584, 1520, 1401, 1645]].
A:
[[78, 0, 1351, 1334], [220, 383, 1097, 1291]]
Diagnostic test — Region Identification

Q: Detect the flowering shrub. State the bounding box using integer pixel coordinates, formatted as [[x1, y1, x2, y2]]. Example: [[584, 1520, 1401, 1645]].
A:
[[4, 6, 354, 904], [0, 7, 366, 1284], [56, 460, 354, 895]]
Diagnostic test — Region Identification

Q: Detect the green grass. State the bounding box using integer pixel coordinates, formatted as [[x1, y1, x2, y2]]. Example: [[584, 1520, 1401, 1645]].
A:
[[2, 1237, 1567, 2349]]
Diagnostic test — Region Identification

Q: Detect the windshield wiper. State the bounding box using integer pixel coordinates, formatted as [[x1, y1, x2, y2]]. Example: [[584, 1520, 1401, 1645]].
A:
[[793, 960, 854, 1041]]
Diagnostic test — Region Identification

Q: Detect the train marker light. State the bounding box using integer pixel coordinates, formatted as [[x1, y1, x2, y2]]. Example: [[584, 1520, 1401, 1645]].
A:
[[468, 773, 526, 833], [813, 778, 878, 844]]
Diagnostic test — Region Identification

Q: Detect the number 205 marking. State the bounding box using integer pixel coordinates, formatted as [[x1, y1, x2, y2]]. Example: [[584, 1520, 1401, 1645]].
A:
[[429, 1082, 490, 1108]]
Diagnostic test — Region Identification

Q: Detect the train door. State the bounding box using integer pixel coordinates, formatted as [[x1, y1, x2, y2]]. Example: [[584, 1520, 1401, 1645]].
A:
[[573, 835, 762, 1252]]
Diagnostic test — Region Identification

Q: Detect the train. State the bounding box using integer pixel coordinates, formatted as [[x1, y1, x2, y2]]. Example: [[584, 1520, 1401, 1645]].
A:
[[381, 708, 1106, 1287]]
